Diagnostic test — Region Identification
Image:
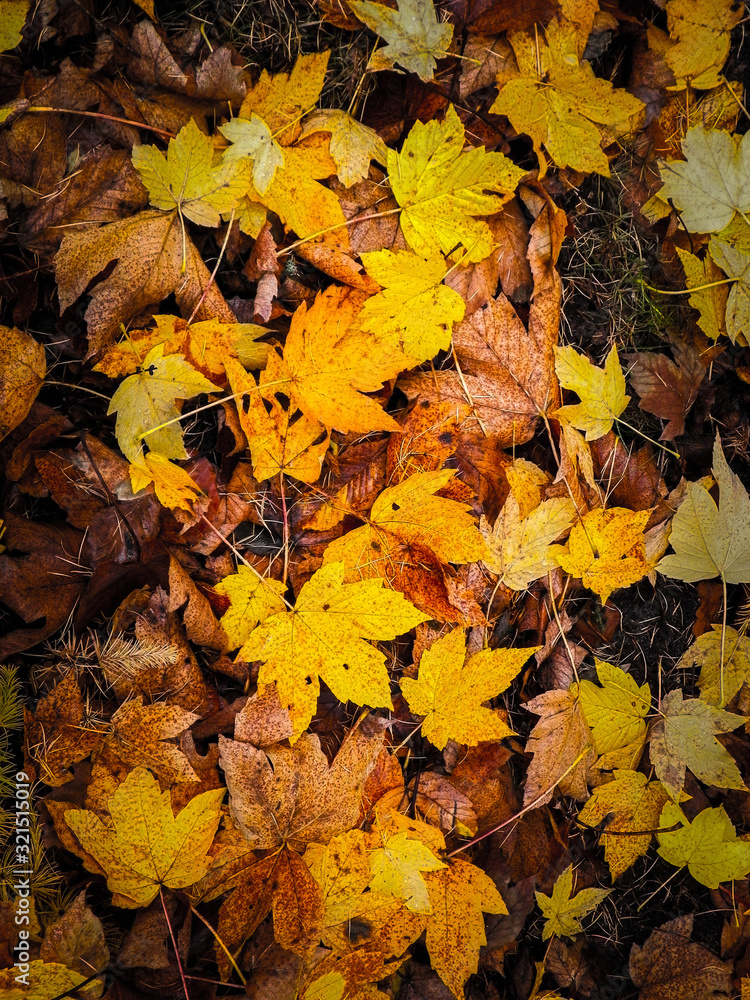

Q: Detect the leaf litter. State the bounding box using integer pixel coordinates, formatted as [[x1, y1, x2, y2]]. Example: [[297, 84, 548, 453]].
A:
[[3, 2, 750, 999]]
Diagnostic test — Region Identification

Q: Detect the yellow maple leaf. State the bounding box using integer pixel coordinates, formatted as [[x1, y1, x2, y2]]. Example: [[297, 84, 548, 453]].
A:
[[388, 104, 524, 263], [400, 628, 538, 749], [657, 802, 750, 888], [359, 249, 466, 362], [423, 859, 508, 998], [95, 314, 269, 382], [220, 114, 285, 195], [577, 770, 669, 880], [369, 827, 446, 913], [215, 564, 287, 649], [709, 237, 750, 344], [65, 767, 224, 907], [491, 16, 643, 176], [299, 109, 389, 187], [576, 660, 651, 770], [0, 961, 89, 1000], [481, 494, 575, 591], [551, 507, 651, 605], [224, 356, 330, 483], [678, 625, 750, 707], [536, 865, 611, 941], [263, 285, 405, 433], [553, 344, 629, 441], [129, 453, 204, 511], [662, 0, 741, 91], [238, 562, 428, 739], [108, 343, 218, 465], [322, 468, 486, 585], [524, 687, 596, 806], [238, 51, 330, 146], [348, 0, 453, 82], [0, 324, 45, 442], [132, 118, 248, 227], [675, 246, 728, 341]]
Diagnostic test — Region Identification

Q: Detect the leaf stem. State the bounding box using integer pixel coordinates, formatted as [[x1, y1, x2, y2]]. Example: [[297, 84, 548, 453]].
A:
[[160, 885, 191, 1000], [189, 906, 246, 986], [614, 415, 680, 459], [721, 572, 728, 707]]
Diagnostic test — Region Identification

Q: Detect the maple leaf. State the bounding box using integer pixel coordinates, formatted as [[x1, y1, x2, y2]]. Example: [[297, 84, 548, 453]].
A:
[[107, 343, 218, 465], [64, 767, 224, 907], [238, 51, 330, 145], [678, 625, 750, 707], [648, 687, 746, 798], [535, 865, 612, 941], [577, 771, 669, 880], [93, 314, 269, 382], [709, 237, 750, 344], [388, 104, 525, 263], [654, 126, 750, 233], [219, 726, 383, 849], [553, 344, 629, 441], [348, 0, 453, 81], [480, 495, 575, 591], [0, 324, 45, 441], [551, 507, 651, 606], [627, 344, 706, 439], [220, 115, 285, 195], [577, 660, 651, 770], [0, 961, 89, 1000], [262, 285, 405, 433], [359, 249, 466, 362], [129, 453, 204, 511], [400, 628, 538, 749], [675, 247, 729, 342], [299, 109, 389, 186], [523, 688, 595, 806], [107, 697, 199, 783], [491, 16, 643, 176], [322, 468, 487, 594], [55, 209, 236, 356], [659, 434, 750, 587], [214, 564, 287, 649], [662, 0, 741, 91], [237, 562, 428, 739], [224, 356, 330, 483], [132, 118, 248, 226], [630, 915, 733, 1000], [657, 801, 750, 888], [369, 827, 446, 913], [423, 859, 508, 998]]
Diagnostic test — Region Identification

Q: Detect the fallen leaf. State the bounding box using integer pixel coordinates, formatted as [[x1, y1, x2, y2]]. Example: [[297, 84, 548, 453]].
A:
[[65, 766, 224, 907], [577, 660, 651, 770], [220, 115, 285, 195], [627, 346, 705, 438], [239, 51, 330, 145], [0, 961, 89, 1000], [0, 325, 45, 441], [39, 891, 110, 992], [535, 865, 612, 941], [481, 494, 575, 591], [678, 625, 750, 707], [491, 16, 643, 176], [106, 698, 199, 783], [629, 915, 732, 1000], [129, 453, 204, 511], [577, 771, 669, 880], [219, 726, 383, 849], [523, 688, 595, 806], [299, 109, 388, 186], [554, 344, 629, 441], [388, 104, 525, 263], [132, 118, 248, 226], [659, 433, 750, 586], [0, 1, 29, 53], [348, 0, 453, 81], [656, 801, 750, 888], [662, 0, 741, 91], [369, 828, 446, 913], [237, 562, 427, 739], [674, 247, 729, 342], [400, 628, 537, 749], [214, 564, 288, 649], [360, 249, 466, 362], [551, 507, 651, 605], [648, 687, 746, 798], [108, 343, 219, 465], [409, 772, 478, 837], [24, 672, 101, 786], [709, 237, 750, 344]]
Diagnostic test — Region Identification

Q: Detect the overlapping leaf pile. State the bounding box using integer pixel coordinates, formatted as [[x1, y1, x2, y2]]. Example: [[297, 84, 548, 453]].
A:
[[3, 0, 750, 997]]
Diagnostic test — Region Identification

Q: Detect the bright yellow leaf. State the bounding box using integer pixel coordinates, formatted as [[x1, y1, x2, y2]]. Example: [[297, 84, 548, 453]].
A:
[[108, 343, 219, 465], [577, 659, 651, 770], [491, 16, 643, 176], [578, 771, 669, 880], [388, 104, 524, 263], [401, 628, 538, 749], [299, 109, 389, 186], [481, 495, 575, 591], [132, 118, 248, 227], [551, 507, 651, 605], [129, 453, 204, 511], [675, 246, 728, 341], [663, 0, 741, 91], [0, 961, 89, 1000], [553, 344, 629, 441], [535, 865, 612, 941], [348, 0, 453, 82], [238, 51, 330, 145], [215, 565, 288, 649], [65, 767, 225, 907], [220, 115, 285, 195], [238, 561, 428, 740], [369, 828, 446, 913], [360, 249, 465, 362], [657, 802, 750, 888]]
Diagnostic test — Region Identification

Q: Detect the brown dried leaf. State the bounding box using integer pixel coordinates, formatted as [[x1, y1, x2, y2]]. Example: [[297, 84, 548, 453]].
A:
[[410, 772, 478, 837], [627, 348, 705, 440], [629, 915, 732, 1000], [24, 673, 101, 787], [0, 325, 45, 441], [39, 891, 110, 987], [523, 688, 595, 806]]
